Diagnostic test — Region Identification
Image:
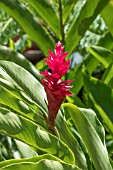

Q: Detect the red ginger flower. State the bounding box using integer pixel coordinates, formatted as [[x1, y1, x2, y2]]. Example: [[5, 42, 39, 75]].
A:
[[40, 42, 73, 127]]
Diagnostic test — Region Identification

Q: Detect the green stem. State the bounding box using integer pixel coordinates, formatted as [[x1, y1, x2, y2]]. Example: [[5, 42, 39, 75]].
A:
[[58, 0, 65, 45]]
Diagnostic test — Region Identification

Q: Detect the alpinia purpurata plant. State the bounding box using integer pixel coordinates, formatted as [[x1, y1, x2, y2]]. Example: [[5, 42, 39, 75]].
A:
[[40, 42, 73, 134], [0, 0, 113, 170], [0, 43, 112, 170]]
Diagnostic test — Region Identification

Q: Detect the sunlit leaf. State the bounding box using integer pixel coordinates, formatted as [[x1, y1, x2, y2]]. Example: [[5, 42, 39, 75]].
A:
[[15, 140, 38, 158], [27, 0, 61, 39], [0, 160, 78, 170], [63, 0, 78, 24], [0, 107, 74, 164], [0, 61, 47, 112], [101, 0, 113, 36], [62, 103, 112, 170], [0, 154, 63, 168], [55, 111, 88, 170], [0, 80, 47, 129]]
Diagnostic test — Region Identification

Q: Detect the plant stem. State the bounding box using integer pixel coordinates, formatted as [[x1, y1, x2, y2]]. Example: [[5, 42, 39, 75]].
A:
[[58, 0, 65, 45], [47, 116, 57, 136]]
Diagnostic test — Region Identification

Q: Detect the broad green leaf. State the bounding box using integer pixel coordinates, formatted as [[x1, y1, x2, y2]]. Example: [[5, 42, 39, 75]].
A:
[[0, 66, 48, 129], [0, 82, 46, 128], [83, 70, 113, 136], [63, 0, 78, 24], [0, 46, 41, 81], [0, 154, 80, 169], [0, 75, 45, 117], [65, 0, 109, 55], [15, 140, 38, 158], [79, 108, 105, 145], [88, 46, 113, 68], [0, 160, 78, 170], [0, 67, 18, 86], [62, 103, 112, 170], [101, 0, 113, 36], [55, 111, 88, 170], [27, 0, 61, 39], [102, 63, 113, 89], [68, 127, 92, 170], [62, 106, 105, 169], [0, 0, 55, 55], [0, 154, 64, 168], [0, 77, 31, 103], [0, 83, 32, 115], [0, 61, 47, 112], [0, 107, 74, 164]]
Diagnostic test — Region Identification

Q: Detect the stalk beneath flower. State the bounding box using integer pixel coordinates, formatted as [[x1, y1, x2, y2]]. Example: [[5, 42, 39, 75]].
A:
[[40, 42, 73, 135]]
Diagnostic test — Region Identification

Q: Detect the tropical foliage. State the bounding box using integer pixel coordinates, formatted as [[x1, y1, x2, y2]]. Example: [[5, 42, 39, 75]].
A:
[[0, 0, 113, 170]]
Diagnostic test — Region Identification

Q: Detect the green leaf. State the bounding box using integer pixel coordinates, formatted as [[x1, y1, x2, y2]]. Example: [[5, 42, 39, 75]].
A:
[[0, 67, 18, 86], [0, 46, 41, 81], [27, 0, 61, 39], [0, 71, 43, 112], [0, 61, 47, 112], [0, 82, 31, 115], [63, 0, 78, 24], [65, 0, 109, 55], [0, 81, 46, 128], [0, 154, 80, 169], [83, 70, 113, 136], [79, 108, 105, 145], [101, 0, 113, 36], [0, 62, 48, 129], [0, 107, 74, 164], [0, 154, 64, 168], [88, 46, 113, 68], [15, 140, 38, 158], [0, 0, 55, 55], [0, 160, 78, 170], [55, 112, 88, 170], [0, 154, 78, 170], [62, 103, 112, 170]]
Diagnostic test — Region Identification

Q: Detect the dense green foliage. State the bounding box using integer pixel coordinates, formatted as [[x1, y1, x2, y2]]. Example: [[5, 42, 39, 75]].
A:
[[0, 0, 113, 170]]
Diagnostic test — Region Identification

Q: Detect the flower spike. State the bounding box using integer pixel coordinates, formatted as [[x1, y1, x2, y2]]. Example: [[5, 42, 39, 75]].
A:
[[40, 42, 73, 134]]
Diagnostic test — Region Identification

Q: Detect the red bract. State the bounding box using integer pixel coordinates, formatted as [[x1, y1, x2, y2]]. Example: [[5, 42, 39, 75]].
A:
[[40, 42, 73, 127]]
